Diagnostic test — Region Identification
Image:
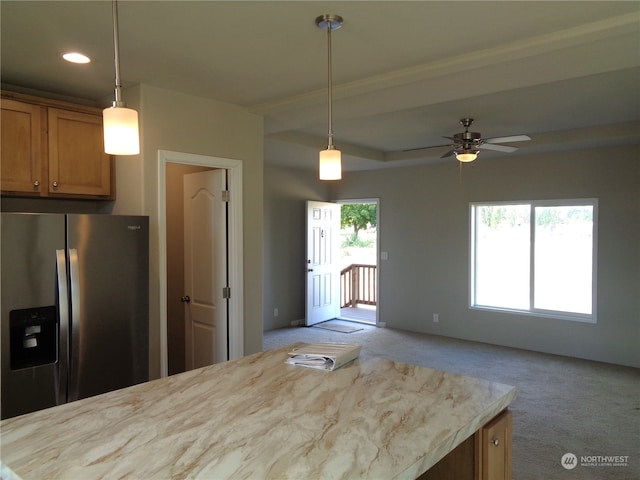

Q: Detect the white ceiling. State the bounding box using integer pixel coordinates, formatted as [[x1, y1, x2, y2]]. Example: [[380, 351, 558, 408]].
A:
[[2, 1, 639, 172]]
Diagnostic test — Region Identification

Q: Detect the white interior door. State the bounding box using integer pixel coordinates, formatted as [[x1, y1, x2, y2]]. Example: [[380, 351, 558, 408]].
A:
[[184, 169, 227, 370], [305, 201, 340, 326]]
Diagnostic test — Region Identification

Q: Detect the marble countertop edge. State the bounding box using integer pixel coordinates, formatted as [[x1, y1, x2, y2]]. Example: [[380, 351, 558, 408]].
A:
[[396, 386, 517, 480]]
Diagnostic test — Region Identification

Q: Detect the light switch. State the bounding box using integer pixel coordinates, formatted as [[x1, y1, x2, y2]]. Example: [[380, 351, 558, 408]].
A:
[[381, 251, 388, 260]]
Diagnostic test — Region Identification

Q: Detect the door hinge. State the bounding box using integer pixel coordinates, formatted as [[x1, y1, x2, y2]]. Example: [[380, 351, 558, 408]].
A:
[[222, 190, 230, 202], [223, 286, 231, 299]]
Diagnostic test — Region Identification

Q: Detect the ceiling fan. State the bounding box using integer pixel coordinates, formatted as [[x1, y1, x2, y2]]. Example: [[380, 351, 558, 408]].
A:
[[408, 118, 531, 162]]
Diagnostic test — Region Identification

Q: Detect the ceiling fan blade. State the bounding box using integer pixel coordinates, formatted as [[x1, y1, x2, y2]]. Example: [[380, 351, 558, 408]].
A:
[[479, 143, 518, 153], [485, 134, 531, 144], [440, 149, 455, 158], [402, 143, 452, 153]]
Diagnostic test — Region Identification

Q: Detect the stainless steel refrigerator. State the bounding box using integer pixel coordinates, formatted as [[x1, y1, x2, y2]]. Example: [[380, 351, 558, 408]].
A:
[[1, 213, 149, 419]]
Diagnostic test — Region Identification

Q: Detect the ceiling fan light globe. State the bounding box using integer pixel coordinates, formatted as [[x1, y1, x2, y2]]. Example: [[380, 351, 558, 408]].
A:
[[456, 150, 478, 162]]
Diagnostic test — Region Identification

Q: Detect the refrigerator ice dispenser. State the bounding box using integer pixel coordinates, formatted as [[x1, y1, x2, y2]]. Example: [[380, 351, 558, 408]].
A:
[[10, 306, 57, 370]]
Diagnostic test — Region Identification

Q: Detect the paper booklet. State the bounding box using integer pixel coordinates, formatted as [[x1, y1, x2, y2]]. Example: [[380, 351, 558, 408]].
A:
[[286, 343, 361, 371]]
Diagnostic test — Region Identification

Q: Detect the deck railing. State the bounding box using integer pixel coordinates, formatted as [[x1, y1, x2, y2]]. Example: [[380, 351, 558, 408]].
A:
[[340, 264, 377, 308]]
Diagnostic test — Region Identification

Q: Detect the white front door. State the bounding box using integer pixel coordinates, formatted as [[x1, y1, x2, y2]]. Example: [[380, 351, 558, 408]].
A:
[[184, 169, 228, 370], [305, 201, 340, 326]]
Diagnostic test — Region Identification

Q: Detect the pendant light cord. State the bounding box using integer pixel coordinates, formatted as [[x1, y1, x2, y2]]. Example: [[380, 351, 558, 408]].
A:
[[326, 21, 334, 150], [112, 0, 124, 106]]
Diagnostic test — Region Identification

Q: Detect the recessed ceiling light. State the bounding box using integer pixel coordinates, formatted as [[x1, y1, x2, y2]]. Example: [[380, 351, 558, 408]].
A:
[[62, 52, 91, 64]]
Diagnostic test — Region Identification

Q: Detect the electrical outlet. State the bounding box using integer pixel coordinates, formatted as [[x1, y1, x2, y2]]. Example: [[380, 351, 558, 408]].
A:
[[274, 308, 279, 317], [433, 313, 439, 323]]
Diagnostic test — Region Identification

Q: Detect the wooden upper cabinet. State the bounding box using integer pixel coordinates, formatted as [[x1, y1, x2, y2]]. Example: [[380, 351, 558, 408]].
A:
[[47, 108, 111, 197], [0, 99, 44, 194], [1, 92, 114, 199]]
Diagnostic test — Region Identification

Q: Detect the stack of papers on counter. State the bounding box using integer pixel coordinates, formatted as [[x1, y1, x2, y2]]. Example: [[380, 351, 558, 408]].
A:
[[286, 343, 361, 371]]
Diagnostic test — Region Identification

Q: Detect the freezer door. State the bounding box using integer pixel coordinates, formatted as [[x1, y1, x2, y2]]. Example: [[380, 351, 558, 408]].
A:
[[1, 213, 67, 419], [67, 215, 149, 401]]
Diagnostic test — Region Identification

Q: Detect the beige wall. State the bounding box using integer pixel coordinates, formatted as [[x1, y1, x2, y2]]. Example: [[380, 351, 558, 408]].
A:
[[264, 145, 640, 368], [116, 84, 264, 379], [263, 165, 330, 330]]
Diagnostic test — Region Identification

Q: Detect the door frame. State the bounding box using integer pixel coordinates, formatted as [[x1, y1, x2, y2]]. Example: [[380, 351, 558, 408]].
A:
[[158, 150, 244, 377], [336, 198, 380, 326]]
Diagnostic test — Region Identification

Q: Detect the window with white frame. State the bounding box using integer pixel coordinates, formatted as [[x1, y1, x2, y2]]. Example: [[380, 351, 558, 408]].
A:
[[470, 199, 597, 322]]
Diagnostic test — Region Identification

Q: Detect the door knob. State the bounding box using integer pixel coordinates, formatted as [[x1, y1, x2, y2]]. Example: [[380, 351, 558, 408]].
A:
[[306, 268, 314, 272], [181, 295, 191, 303]]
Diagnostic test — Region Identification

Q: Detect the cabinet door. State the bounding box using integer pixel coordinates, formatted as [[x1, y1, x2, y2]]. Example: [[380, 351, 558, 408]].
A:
[[0, 99, 44, 194], [47, 108, 112, 197], [480, 410, 512, 480], [418, 432, 477, 479]]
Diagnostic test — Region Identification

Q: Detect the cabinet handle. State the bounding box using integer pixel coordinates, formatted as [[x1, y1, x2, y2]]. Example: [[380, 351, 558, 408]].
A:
[[52, 181, 58, 189], [491, 438, 500, 447], [33, 180, 40, 188]]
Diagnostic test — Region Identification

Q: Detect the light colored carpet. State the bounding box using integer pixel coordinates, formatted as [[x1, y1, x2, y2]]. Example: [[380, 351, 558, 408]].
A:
[[263, 324, 640, 480], [313, 319, 364, 333]]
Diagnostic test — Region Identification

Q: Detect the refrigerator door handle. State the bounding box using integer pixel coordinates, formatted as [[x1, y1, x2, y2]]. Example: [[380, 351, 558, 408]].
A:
[[55, 249, 69, 406], [68, 248, 81, 402]]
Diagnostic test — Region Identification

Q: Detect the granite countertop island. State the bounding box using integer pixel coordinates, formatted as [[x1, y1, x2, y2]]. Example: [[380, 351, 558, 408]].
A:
[[1, 343, 516, 479]]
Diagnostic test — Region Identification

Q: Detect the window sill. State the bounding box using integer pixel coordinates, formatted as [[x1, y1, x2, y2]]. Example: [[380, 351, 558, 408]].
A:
[[469, 305, 596, 324]]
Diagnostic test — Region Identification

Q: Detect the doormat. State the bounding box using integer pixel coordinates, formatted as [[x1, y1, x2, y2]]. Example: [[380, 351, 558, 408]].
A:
[[313, 320, 363, 333]]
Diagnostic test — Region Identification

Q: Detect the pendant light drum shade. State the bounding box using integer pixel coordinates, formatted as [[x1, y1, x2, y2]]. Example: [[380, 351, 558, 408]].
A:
[[319, 148, 341, 180], [103, 105, 139, 155]]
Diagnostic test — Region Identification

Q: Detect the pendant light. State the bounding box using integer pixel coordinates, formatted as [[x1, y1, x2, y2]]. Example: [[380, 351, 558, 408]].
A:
[[103, 0, 139, 155], [316, 14, 343, 180]]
